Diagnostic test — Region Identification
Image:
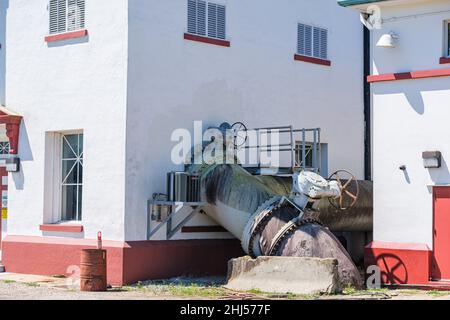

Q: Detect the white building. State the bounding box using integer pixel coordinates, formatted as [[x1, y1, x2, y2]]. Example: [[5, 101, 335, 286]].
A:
[[0, 0, 365, 285], [340, 0, 450, 285]]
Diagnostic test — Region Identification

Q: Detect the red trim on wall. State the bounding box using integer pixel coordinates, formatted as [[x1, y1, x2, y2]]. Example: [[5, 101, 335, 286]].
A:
[[440, 57, 450, 64], [1, 236, 244, 285], [0, 108, 22, 155], [40, 224, 84, 233], [183, 33, 230, 47], [368, 68, 450, 83], [181, 226, 228, 233], [365, 241, 431, 285], [294, 54, 331, 66], [45, 30, 88, 43]]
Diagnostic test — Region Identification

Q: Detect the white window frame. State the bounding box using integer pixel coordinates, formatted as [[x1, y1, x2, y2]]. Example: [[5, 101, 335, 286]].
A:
[[445, 20, 450, 57], [49, 0, 86, 35], [45, 130, 83, 223], [187, 0, 227, 41], [297, 22, 329, 60]]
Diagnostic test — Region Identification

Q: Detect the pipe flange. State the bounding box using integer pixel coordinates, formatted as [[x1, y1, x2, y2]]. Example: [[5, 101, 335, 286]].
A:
[[268, 218, 324, 256], [241, 196, 283, 257]]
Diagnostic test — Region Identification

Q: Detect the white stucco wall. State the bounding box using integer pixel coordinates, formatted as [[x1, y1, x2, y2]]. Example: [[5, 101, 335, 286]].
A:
[[371, 0, 450, 75], [5, 0, 129, 241], [0, 0, 6, 106], [368, 0, 450, 247], [125, 0, 365, 241]]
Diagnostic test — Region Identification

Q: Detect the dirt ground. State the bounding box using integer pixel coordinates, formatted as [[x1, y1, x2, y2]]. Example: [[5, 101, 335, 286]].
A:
[[0, 273, 449, 300]]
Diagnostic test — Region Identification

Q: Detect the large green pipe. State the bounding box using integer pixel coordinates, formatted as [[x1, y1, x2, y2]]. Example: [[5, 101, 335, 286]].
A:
[[189, 164, 366, 287]]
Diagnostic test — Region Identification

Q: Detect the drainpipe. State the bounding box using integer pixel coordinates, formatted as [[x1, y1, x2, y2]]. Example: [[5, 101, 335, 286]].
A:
[[363, 25, 372, 181]]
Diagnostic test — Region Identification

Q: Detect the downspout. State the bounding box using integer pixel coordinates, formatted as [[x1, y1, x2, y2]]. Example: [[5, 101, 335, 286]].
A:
[[363, 25, 372, 181]]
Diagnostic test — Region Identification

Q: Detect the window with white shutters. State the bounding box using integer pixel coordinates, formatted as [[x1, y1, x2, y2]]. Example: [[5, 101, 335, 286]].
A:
[[49, 0, 85, 35], [297, 23, 328, 60], [187, 0, 226, 40]]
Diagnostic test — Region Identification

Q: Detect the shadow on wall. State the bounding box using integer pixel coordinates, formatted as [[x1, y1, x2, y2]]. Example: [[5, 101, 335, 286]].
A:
[[376, 80, 450, 116], [428, 156, 450, 186], [0, 0, 9, 106], [47, 36, 89, 48], [13, 121, 33, 190]]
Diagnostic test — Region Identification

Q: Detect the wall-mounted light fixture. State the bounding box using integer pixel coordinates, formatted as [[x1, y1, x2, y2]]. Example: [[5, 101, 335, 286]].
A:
[[422, 151, 441, 169], [376, 32, 399, 48], [5, 157, 20, 173]]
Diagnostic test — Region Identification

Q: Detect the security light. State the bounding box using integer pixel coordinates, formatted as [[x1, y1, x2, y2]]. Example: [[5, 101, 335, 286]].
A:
[[5, 157, 20, 173], [422, 151, 441, 169], [376, 32, 398, 48]]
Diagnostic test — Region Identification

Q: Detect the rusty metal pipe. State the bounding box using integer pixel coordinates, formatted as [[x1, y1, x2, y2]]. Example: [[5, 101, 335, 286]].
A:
[[190, 164, 369, 287]]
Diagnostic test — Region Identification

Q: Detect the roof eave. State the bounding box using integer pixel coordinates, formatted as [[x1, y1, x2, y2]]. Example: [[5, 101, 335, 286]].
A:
[[338, 0, 390, 8]]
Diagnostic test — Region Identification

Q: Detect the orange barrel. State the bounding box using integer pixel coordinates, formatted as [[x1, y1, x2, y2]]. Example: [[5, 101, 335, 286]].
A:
[[80, 249, 107, 292]]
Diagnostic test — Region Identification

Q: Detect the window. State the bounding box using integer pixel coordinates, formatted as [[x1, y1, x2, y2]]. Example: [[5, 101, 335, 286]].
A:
[[446, 21, 450, 57], [187, 0, 226, 40], [61, 133, 83, 221], [295, 142, 319, 169], [49, 0, 85, 35], [0, 142, 9, 155], [297, 23, 328, 60]]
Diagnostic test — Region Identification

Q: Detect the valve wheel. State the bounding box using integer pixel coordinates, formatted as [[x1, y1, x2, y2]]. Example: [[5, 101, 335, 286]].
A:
[[328, 170, 359, 210], [232, 122, 248, 148]]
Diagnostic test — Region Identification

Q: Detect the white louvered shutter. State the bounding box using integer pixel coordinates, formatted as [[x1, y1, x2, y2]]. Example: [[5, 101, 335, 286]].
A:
[[188, 0, 225, 40], [297, 23, 305, 55], [49, 0, 67, 34], [187, 0, 197, 34], [197, 0, 207, 36], [216, 4, 226, 40], [304, 24, 312, 57], [298, 23, 327, 59], [313, 27, 321, 58], [319, 28, 328, 59], [207, 3, 217, 38], [49, 0, 85, 34], [67, 0, 85, 32]]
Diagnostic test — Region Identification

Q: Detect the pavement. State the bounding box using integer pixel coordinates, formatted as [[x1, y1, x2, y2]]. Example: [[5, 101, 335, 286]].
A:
[[0, 273, 449, 300]]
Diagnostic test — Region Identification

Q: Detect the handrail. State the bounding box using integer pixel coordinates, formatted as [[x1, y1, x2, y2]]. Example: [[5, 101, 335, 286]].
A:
[[235, 125, 322, 174]]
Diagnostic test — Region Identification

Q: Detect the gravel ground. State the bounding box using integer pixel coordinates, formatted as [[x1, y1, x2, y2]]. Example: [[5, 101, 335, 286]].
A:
[[0, 275, 450, 300]]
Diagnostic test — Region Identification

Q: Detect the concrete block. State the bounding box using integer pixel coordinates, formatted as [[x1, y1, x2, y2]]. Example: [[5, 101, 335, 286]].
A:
[[225, 256, 341, 295]]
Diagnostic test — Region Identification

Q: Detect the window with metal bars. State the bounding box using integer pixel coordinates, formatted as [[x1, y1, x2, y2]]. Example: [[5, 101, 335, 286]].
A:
[[187, 0, 226, 40], [0, 142, 9, 155], [61, 133, 83, 221], [446, 21, 450, 57], [297, 23, 328, 60], [49, 0, 85, 34]]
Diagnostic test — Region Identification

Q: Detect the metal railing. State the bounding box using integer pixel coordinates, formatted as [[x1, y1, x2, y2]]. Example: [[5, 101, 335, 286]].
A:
[[236, 125, 321, 175]]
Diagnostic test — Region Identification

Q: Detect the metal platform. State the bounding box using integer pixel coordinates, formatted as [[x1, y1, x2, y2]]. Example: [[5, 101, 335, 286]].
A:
[[147, 199, 206, 240], [235, 126, 322, 176]]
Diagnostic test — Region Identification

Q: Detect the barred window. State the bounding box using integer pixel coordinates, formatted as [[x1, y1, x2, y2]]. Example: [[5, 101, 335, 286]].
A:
[[49, 0, 85, 34], [61, 133, 83, 221], [0, 142, 9, 155], [446, 21, 450, 56]]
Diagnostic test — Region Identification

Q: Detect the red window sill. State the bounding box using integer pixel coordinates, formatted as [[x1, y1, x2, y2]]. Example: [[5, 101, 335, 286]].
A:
[[184, 33, 230, 47], [440, 57, 450, 64], [45, 29, 88, 43], [294, 54, 331, 67], [40, 224, 84, 233], [181, 226, 228, 233]]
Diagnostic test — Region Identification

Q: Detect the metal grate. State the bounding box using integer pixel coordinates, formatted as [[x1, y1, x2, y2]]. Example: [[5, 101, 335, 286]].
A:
[[49, 0, 85, 34], [298, 23, 328, 60], [187, 0, 225, 40]]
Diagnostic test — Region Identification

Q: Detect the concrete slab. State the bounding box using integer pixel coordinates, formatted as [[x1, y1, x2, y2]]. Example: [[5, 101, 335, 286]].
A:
[[225, 256, 341, 295]]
